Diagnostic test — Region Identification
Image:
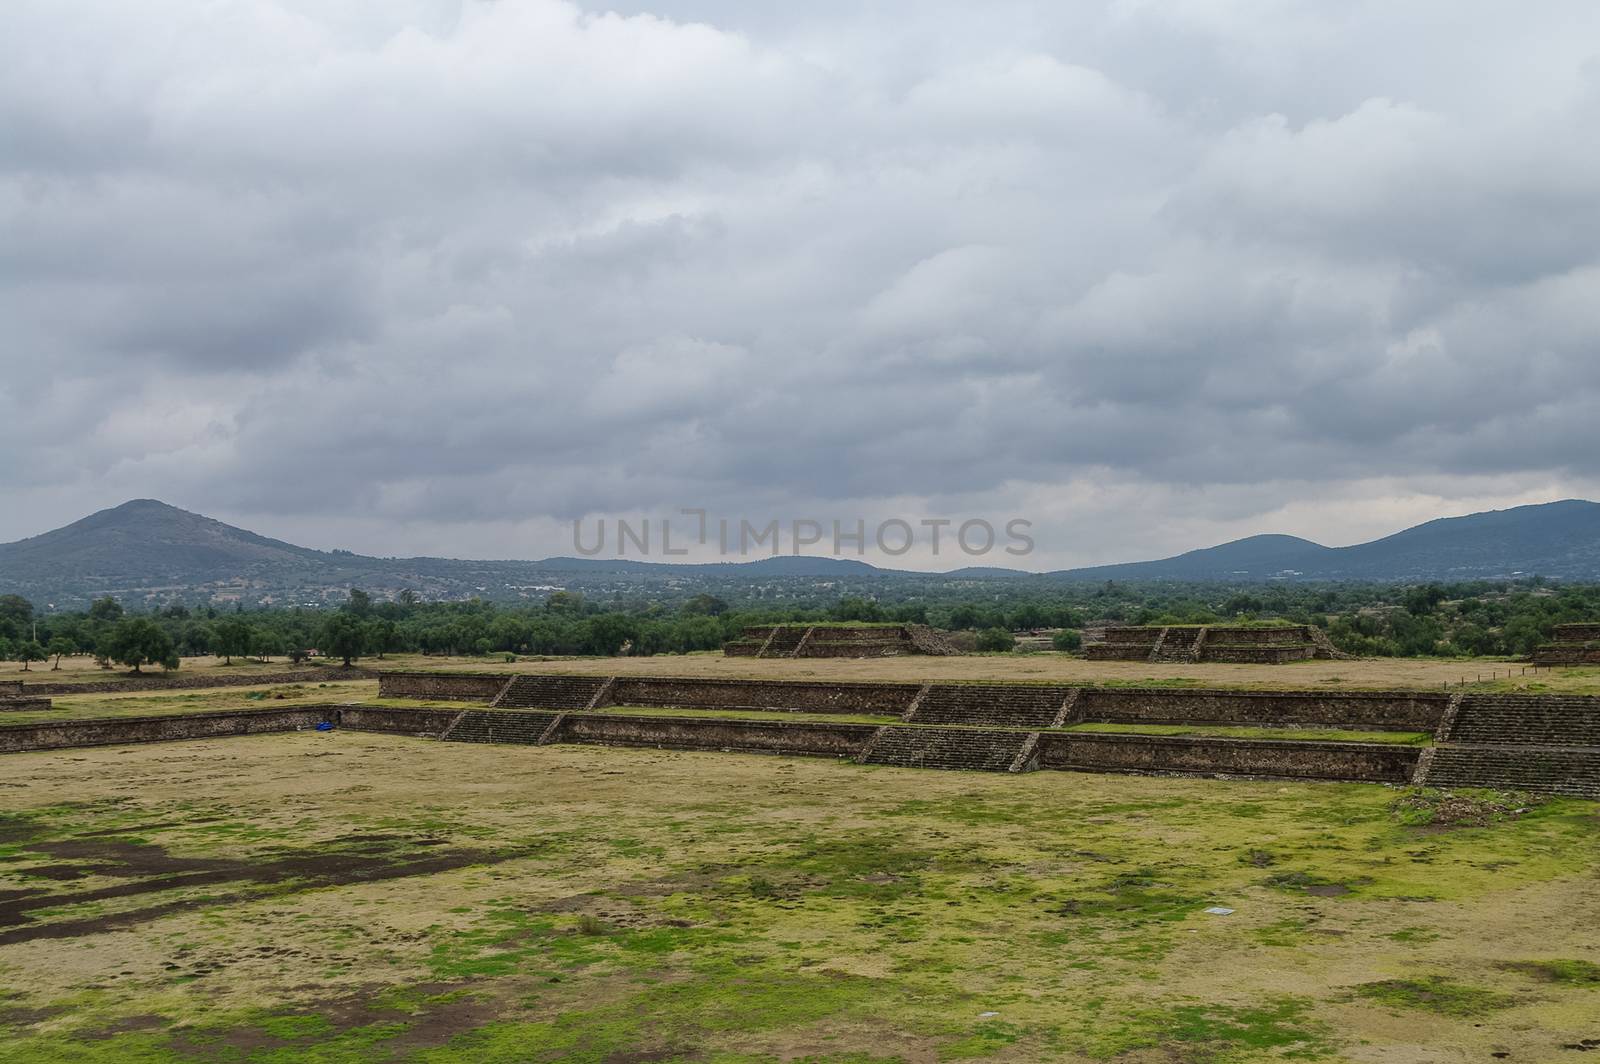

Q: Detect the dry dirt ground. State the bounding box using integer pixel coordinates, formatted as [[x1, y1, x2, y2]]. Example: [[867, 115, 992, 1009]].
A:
[[1, 734, 1597, 1063], [367, 651, 1600, 695], [13, 650, 1597, 698]]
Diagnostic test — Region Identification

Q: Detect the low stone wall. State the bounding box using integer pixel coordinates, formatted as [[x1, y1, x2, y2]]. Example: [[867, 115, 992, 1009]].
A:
[[1, 681, 22, 697], [1036, 732, 1420, 782], [1554, 624, 1600, 642], [22, 666, 373, 697], [0, 697, 55, 713], [376, 672, 509, 701], [1075, 688, 1445, 730], [609, 677, 920, 715], [558, 713, 878, 759], [0, 706, 340, 754]]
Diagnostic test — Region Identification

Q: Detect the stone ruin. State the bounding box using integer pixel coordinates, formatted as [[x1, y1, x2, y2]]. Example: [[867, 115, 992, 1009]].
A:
[[1531, 624, 1600, 666], [1084, 624, 1351, 664], [723, 624, 962, 658]]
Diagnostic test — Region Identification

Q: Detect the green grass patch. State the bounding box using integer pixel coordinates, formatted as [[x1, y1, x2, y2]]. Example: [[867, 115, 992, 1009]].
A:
[[1353, 976, 1518, 1016], [1502, 959, 1600, 985]]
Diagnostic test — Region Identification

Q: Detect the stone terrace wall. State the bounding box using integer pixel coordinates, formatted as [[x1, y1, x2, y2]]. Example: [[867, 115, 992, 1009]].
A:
[[1036, 732, 1420, 782], [609, 677, 920, 715], [1532, 646, 1600, 665], [1100, 628, 1162, 644], [1076, 688, 1445, 731], [0, 698, 54, 714], [1, 681, 21, 697], [1553, 624, 1600, 642], [377, 672, 509, 701], [374, 673, 1449, 730], [801, 642, 914, 658], [558, 712, 878, 758], [0, 706, 340, 754], [1205, 626, 1317, 645], [1199, 646, 1316, 664], [338, 705, 461, 737], [807, 628, 909, 644], [1082, 645, 1154, 661], [22, 666, 373, 697]]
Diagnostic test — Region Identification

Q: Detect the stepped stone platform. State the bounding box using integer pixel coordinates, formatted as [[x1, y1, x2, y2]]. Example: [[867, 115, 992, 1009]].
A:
[[723, 624, 960, 658], [0, 697, 53, 713], [1530, 623, 1600, 665], [1085, 625, 1350, 664], [57, 669, 1560, 795], [4, 699, 1598, 795]]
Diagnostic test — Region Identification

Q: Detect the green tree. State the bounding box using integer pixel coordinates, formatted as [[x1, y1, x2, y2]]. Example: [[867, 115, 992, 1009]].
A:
[[1052, 628, 1083, 652], [101, 618, 176, 674], [682, 594, 729, 616], [15, 639, 46, 671], [88, 596, 124, 623], [214, 619, 254, 665], [320, 613, 365, 667], [46, 635, 74, 670], [365, 619, 399, 659], [347, 588, 373, 619], [0, 594, 33, 639], [583, 614, 639, 656]]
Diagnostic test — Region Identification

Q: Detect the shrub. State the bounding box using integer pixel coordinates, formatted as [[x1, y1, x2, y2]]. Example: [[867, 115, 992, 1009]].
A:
[[975, 628, 1016, 653], [1052, 628, 1083, 652]]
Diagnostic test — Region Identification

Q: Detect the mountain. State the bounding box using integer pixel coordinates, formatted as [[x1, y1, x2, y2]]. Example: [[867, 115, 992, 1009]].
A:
[[0, 500, 900, 606], [1051, 534, 1332, 581], [3, 498, 1600, 606], [1050, 500, 1600, 582]]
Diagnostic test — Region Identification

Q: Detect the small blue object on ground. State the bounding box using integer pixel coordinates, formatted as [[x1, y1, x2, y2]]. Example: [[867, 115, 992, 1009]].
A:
[[315, 721, 335, 731]]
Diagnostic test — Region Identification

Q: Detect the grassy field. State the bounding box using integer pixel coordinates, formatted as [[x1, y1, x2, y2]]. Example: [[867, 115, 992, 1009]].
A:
[[1, 735, 1596, 1063], [0, 682, 380, 725]]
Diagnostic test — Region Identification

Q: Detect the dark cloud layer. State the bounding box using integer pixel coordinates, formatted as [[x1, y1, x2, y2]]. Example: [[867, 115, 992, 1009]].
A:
[[3, 0, 1599, 568]]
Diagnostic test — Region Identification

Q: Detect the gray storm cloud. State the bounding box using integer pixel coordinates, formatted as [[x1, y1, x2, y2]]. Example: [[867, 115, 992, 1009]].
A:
[[2, 0, 1599, 567]]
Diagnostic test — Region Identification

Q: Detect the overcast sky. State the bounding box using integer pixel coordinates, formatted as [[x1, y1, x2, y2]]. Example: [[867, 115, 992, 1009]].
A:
[[4, 1, 1600, 570]]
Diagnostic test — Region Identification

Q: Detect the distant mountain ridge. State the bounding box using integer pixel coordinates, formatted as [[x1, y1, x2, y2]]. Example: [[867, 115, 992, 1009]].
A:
[[2, 498, 1599, 606], [1055, 500, 1600, 582]]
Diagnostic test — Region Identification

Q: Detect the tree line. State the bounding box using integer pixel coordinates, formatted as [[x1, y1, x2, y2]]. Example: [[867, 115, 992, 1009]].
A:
[[1, 578, 1596, 671]]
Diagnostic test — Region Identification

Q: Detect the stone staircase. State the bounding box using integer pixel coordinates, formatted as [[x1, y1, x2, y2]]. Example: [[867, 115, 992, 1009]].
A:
[[492, 675, 611, 710], [441, 709, 561, 744], [910, 684, 1072, 729], [1445, 695, 1600, 746], [1422, 746, 1600, 800], [1149, 627, 1203, 664], [858, 725, 1036, 772]]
